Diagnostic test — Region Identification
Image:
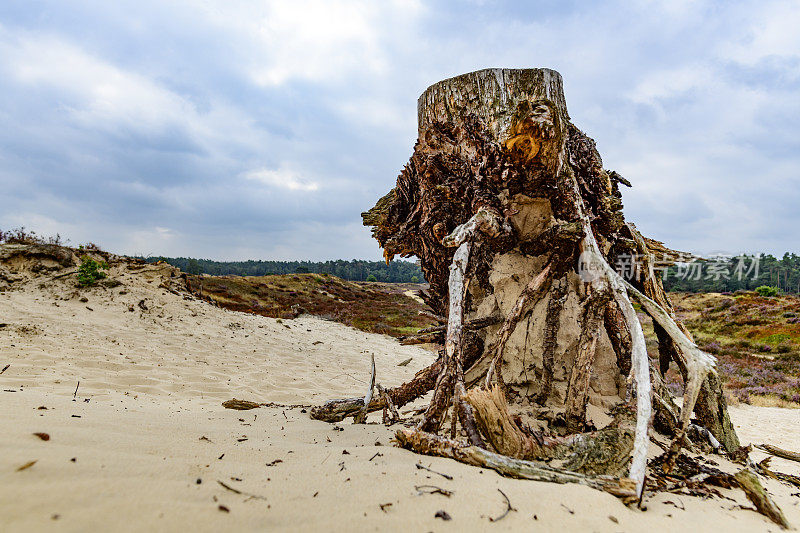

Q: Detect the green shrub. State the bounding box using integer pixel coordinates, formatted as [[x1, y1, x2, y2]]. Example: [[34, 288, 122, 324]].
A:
[[77, 255, 109, 287], [755, 285, 780, 297], [410, 276, 420, 283], [366, 274, 378, 282]]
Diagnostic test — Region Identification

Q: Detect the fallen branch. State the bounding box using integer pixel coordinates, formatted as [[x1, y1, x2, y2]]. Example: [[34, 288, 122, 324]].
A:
[[415, 485, 453, 497], [310, 357, 443, 422], [756, 444, 800, 464], [217, 480, 268, 501], [396, 428, 638, 503], [415, 462, 453, 480], [734, 468, 790, 529]]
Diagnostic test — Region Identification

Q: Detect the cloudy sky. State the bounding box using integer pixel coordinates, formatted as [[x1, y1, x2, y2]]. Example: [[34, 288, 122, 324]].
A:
[[0, 1, 798, 260]]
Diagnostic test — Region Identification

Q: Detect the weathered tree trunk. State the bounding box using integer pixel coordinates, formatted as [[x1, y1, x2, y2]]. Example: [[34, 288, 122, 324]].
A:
[[314, 67, 740, 502]]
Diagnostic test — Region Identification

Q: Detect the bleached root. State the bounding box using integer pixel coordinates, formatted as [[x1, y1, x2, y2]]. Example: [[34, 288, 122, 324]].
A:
[[441, 206, 510, 248], [623, 281, 716, 470], [567, 172, 652, 498], [354, 353, 376, 424]]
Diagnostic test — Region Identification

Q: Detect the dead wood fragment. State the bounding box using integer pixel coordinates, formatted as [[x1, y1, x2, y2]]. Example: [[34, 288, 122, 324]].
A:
[[377, 384, 401, 425], [415, 462, 454, 480], [758, 457, 800, 489], [464, 385, 633, 476], [415, 485, 453, 497], [465, 385, 546, 458], [16, 460, 37, 472], [396, 428, 637, 503], [222, 399, 262, 410], [734, 468, 791, 529], [310, 356, 444, 422], [217, 480, 268, 501], [399, 315, 501, 345], [489, 489, 516, 522], [757, 444, 800, 464]]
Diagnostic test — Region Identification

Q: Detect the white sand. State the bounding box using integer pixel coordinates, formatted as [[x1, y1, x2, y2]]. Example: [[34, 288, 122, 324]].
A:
[[1, 264, 799, 532]]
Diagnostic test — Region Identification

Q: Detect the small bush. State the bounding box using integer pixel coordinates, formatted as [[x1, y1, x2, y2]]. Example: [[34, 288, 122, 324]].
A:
[[0, 226, 63, 246], [76, 255, 109, 287], [755, 285, 780, 297], [366, 274, 378, 282]]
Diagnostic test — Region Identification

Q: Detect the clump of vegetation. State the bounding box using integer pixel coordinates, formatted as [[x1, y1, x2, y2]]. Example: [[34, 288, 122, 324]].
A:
[[76, 255, 109, 287], [366, 274, 378, 282], [0, 226, 63, 245], [755, 285, 780, 297]]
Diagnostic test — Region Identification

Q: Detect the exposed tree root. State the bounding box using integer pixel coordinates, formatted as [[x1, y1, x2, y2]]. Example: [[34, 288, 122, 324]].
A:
[[537, 276, 567, 405], [484, 261, 553, 388], [398, 314, 501, 345], [623, 281, 716, 471], [565, 287, 613, 431], [395, 428, 638, 504]]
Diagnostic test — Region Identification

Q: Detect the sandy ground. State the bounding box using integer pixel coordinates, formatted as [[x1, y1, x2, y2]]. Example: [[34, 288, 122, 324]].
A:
[[2, 264, 800, 532]]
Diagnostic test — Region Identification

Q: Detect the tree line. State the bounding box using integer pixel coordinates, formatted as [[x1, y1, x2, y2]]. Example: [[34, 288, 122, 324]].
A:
[[143, 252, 800, 291], [144, 256, 425, 283], [662, 253, 800, 294]]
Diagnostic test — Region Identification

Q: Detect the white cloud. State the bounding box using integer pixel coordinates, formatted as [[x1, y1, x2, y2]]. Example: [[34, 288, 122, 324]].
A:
[[194, 0, 423, 86], [244, 165, 319, 192]]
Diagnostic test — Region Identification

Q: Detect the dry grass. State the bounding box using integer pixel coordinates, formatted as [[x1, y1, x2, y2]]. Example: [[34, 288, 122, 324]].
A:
[[747, 395, 800, 409]]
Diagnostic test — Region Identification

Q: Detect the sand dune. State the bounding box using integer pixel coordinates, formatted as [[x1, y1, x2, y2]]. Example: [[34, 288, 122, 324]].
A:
[[1, 261, 799, 532]]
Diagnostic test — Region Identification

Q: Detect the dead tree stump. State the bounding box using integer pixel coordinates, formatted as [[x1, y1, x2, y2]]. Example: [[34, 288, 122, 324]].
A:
[[313, 68, 740, 500]]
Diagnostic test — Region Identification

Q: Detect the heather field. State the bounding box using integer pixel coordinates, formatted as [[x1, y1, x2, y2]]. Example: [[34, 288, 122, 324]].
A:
[[658, 292, 800, 407], [188, 273, 437, 338]]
